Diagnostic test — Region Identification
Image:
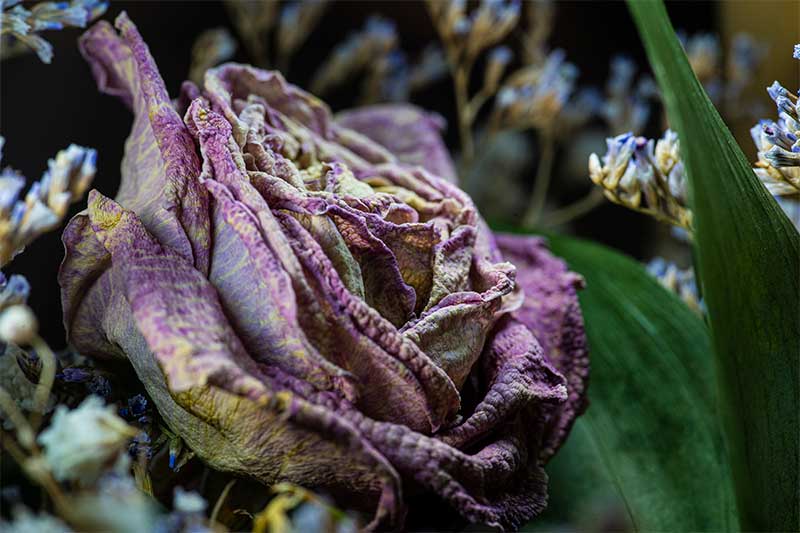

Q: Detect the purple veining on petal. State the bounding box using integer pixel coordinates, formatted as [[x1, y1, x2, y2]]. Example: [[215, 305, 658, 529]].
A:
[[79, 13, 210, 275]]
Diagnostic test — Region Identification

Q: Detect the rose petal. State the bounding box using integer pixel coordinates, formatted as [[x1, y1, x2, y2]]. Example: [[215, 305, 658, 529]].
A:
[[494, 233, 589, 461], [335, 104, 458, 183], [79, 13, 210, 274]]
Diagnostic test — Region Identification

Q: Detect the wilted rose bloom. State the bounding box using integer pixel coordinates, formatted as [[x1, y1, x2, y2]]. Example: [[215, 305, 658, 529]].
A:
[[60, 14, 588, 530]]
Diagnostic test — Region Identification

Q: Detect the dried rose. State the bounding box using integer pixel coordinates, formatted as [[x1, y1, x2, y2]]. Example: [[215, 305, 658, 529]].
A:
[[60, 13, 588, 530]]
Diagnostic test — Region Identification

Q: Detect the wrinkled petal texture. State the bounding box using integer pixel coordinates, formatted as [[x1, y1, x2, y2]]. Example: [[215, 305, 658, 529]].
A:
[[60, 14, 588, 531]]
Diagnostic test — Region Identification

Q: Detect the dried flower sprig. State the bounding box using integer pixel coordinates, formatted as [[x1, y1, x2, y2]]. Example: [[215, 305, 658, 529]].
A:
[[751, 47, 800, 196], [188, 27, 237, 86], [0, 137, 96, 267], [490, 48, 577, 134], [647, 258, 703, 316], [407, 43, 449, 93], [589, 130, 692, 230], [359, 42, 450, 106], [680, 31, 767, 119], [359, 49, 408, 104], [600, 55, 657, 135], [275, 0, 328, 73], [223, 0, 277, 68], [223, 0, 328, 71], [0, 304, 72, 523], [306, 17, 446, 105], [426, 0, 521, 160], [725, 34, 768, 114], [519, 0, 553, 66], [0, 0, 107, 63], [310, 15, 398, 96]]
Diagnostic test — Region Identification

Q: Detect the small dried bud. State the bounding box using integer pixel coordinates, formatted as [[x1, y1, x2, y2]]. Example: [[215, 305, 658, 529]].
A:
[[0, 304, 38, 345], [483, 46, 512, 94]]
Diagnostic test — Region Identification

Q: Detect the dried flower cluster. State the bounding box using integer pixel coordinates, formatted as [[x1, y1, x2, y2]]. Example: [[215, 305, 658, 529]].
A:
[[0, 137, 96, 267], [426, 0, 583, 161], [681, 32, 767, 118], [223, 0, 327, 70], [589, 130, 691, 230], [0, 0, 107, 63], [310, 16, 397, 96], [310, 15, 448, 105], [752, 83, 800, 195], [599, 56, 657, 135]]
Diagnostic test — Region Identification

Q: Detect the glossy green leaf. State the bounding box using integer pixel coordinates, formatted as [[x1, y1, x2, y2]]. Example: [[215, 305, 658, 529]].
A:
[[539, 233, 736, 531], [628, 2, 800, 530]]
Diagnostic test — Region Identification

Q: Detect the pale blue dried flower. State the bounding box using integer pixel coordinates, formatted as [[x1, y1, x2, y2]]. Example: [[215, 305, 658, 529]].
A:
[[0, 0, 107, 63], [679, 31, 766, 117], [589, 130, 692, 228], [310, 15, 397, 95], [483, 45, 512, 93], [647, 258, 704, 315], [0, 137, 96, 266], [493, 48, 578, 131], [751, 45, 800, 195], [367, 49, 410, 103], [0, 271, 29, 311], [600, 55, 655, 134], [465, 0, 520, 60], [407, 44, 448, 91], [728, 34, 766, 86], [160, 487, 212, 533], [276, 0, 328, 69]]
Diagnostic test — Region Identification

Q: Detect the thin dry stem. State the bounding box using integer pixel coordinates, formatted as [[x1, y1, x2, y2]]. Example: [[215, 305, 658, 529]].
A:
[[30, 335, 56, 431], [522, 132, 555, 228], [542, 189, 605, 228]]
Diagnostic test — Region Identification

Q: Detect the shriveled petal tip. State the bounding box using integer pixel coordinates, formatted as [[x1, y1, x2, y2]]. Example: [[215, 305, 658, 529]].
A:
[[335, 104, 458, 183], [79, 20, 135, 108], [494, 233, 589, 462], [80, 14, 210, 275]]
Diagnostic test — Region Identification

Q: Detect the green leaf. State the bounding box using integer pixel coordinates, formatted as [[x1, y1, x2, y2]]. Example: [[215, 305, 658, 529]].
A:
[[627, 2, 800, 530], [541, 233, 737, 531]]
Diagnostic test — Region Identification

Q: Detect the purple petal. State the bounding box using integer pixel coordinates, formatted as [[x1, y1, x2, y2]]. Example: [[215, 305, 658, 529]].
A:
[[79, 13, 210, 274], [335, 104, 458, 183], [494, 233, 589, 461]]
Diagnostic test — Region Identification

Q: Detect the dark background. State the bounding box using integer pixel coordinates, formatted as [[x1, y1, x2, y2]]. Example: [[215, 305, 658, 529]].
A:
[[1, 0, 718, 346]]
